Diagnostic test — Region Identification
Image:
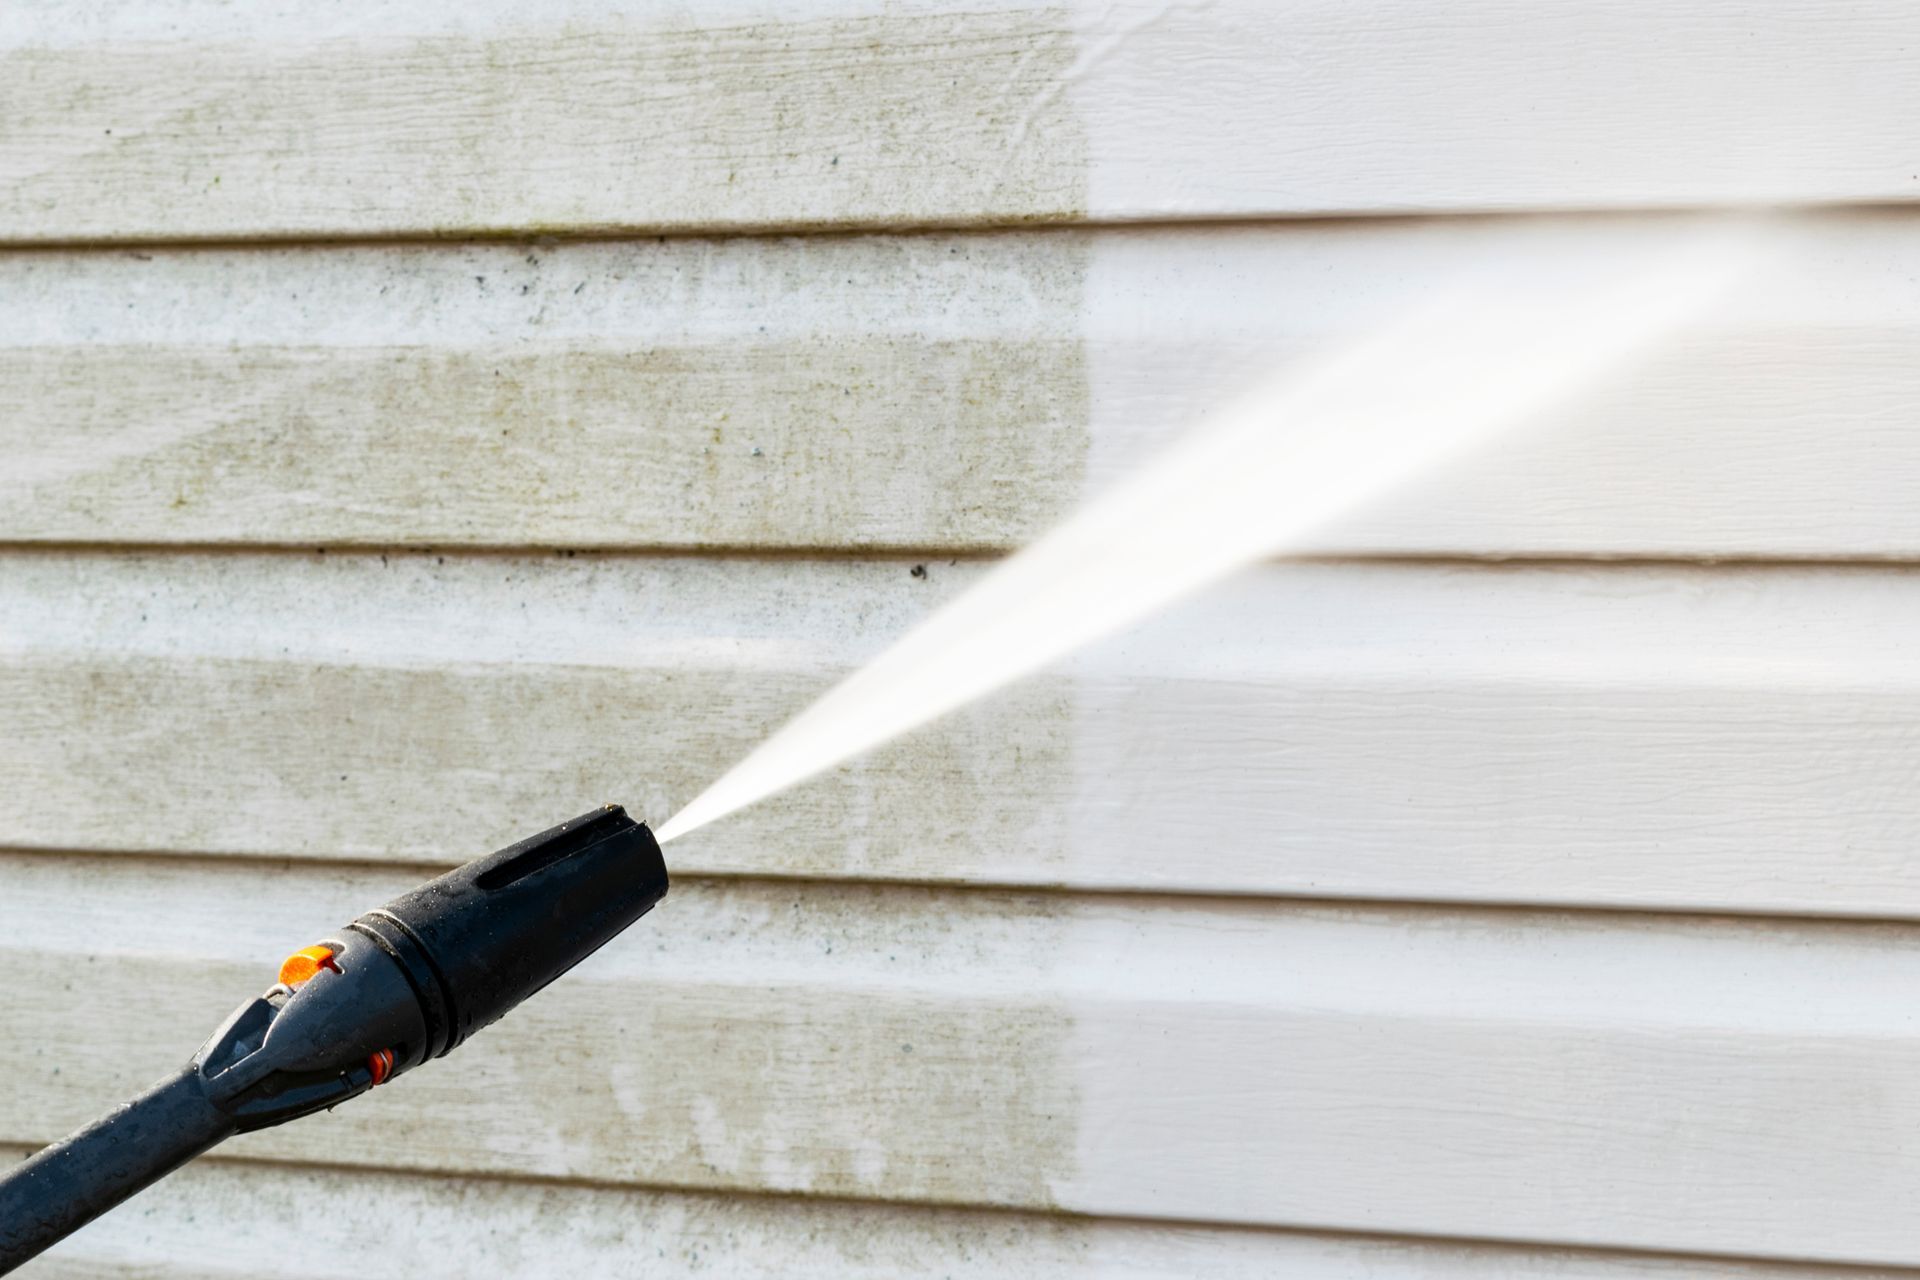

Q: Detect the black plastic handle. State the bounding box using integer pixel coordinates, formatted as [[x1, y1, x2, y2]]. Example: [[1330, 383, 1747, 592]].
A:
[[0, 1069, 235, 1273], [0, 805, 668, 1274]]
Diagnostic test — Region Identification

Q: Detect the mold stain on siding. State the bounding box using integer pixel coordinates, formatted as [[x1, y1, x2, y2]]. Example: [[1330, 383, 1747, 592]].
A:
[[0, 7, 1090, 239], [0, 231, 1092, 551], [1, 650, 1079, 885], [0, 872, 1082, 1213]]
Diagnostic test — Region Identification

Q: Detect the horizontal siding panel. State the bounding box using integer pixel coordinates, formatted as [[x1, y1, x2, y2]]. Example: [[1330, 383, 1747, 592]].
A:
[[18, 1154, 1915, 1280], [0, 3, 1083, 242], [8, 212, 1920, 556], [4, 1, 1920, 240], [0, 231, 1086, 551], [6, 857, 1920, 1264], [5, 550, 1920, 917]]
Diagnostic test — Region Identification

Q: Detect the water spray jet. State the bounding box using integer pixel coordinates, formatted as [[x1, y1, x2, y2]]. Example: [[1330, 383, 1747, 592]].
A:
[[659, 225, 1759, 846]]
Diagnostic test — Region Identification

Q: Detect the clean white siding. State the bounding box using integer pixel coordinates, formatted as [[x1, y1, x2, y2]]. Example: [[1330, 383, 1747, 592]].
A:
[[6, 3, 1920, 1276]]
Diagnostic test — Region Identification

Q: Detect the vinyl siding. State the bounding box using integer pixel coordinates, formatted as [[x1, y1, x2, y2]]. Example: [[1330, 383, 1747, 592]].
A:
[[6, 3, 1919, 1276]]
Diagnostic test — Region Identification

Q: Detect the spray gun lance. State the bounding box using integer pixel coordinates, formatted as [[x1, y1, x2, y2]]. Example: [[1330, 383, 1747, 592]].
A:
[[0, 805, 668, 1273]]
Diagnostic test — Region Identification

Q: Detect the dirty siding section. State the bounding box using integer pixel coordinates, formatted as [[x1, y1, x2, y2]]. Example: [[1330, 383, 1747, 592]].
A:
[[0, 236, 1092, 547], [7, 2, 1920, 1277], [0, 7, 1090, 239]]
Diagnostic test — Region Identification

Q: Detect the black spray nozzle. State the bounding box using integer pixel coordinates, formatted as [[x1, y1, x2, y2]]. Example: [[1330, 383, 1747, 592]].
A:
[[0, 806, 668, 1274], [353, 804, 666, 1059]]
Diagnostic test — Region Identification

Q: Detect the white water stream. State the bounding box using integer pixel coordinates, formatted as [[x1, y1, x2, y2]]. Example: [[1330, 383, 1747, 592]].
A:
[[658, 225, 1757, 845]]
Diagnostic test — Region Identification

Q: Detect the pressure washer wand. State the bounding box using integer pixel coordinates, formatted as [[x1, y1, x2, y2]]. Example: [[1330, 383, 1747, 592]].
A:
[[0, 805, 667, 1273]]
